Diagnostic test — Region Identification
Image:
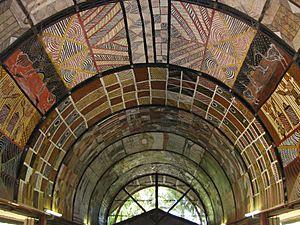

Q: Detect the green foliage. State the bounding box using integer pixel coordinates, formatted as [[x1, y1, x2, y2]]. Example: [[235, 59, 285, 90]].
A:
[[108, 186, 207, 225]]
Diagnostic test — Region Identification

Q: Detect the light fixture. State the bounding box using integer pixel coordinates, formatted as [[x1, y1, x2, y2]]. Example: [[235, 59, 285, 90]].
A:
[[44, 209, 62, 217], [9, 202, 19, 206], [245, 210, 261, 217]]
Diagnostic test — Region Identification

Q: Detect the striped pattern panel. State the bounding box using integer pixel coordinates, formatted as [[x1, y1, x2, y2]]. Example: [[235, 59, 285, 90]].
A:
[[278, 130, 299, 167], [42, 14, 97, 89], [170, 2, 213, 70], [202, 11, 256, 88], [285, 158, 300, 202], [79, 3, 130, 72], [260, 64, 300, 144]]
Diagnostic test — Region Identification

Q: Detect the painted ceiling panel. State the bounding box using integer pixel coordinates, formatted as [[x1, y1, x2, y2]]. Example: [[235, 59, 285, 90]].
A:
[[4, 37, 68, 114], [124, 0, 146, 63], [41, 14, 97, 89], [262, 0, 300, 50], [202, 11, 256, 87], [233, 31, 292, 111], [20, 0, 74, 24], [151, 0, 168, 63], [260, 63, 300, 144], [279, 129, 300, 167], [139, 0, 155, 62], [170, 2, 213, 70], [0, 67, 40, 147], [79, 3, 130, 72], [285, 158, 300, 202], [0, 0, 30, 52], [219, 0, 266, 20], [0, 132, 22, 201]]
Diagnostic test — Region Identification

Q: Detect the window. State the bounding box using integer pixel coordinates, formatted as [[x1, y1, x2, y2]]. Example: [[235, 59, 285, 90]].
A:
[[108, 186, 207, 225]]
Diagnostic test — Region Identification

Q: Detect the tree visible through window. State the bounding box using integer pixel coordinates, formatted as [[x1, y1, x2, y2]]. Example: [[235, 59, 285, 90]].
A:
[[107, 186, 207, 225]]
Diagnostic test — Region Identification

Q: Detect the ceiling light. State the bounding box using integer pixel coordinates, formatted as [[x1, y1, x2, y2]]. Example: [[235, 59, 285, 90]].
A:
[[9, 201, 19, 206], [245, 210, 261, 217], [44, 209, 62, 217]]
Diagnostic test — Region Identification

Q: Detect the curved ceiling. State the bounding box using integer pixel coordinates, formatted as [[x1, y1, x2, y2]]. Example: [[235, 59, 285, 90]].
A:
[[68, 107, 241, 224], [0, 0, 300, 225]]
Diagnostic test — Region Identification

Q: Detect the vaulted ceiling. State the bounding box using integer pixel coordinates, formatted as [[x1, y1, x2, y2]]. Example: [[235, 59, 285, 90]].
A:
[[0, 0, 300, 225]]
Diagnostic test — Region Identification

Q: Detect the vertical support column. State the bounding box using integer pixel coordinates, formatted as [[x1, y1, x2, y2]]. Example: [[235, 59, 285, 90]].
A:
[[39, 215, 47, 225], [260, 212, 268, 225]]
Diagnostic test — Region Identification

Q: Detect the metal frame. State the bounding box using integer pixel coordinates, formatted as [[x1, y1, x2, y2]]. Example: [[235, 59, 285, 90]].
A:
[[105, 173, 209, 225]]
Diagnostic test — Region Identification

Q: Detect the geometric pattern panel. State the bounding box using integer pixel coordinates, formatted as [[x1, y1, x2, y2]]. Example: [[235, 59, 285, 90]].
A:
[[0, 67, 40, 147], [124, 0, 146, 63], [262, 0, 300, 50], [219, 0, 266, 20], [202, 11, 256, 87], [170, 2, 213, 71], [284, 157, 300, 202], [151, 0, 168, 63], [139, 0, 155, 62], [42, 14, 97, 89], [79, 3, 130, 72], [20, 0, 74, 24], [0, 132, 22, 201], [4, 37, 68, 114], [276, 121, 300, 203], [233, 31, 292, 111], [0, 0, 30, 52], [278, 129, 300, 167], [260, 63, 300, 144]]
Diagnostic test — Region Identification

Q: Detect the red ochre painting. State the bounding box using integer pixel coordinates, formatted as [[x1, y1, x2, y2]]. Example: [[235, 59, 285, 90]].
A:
[[5, 49, 56, 113]]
